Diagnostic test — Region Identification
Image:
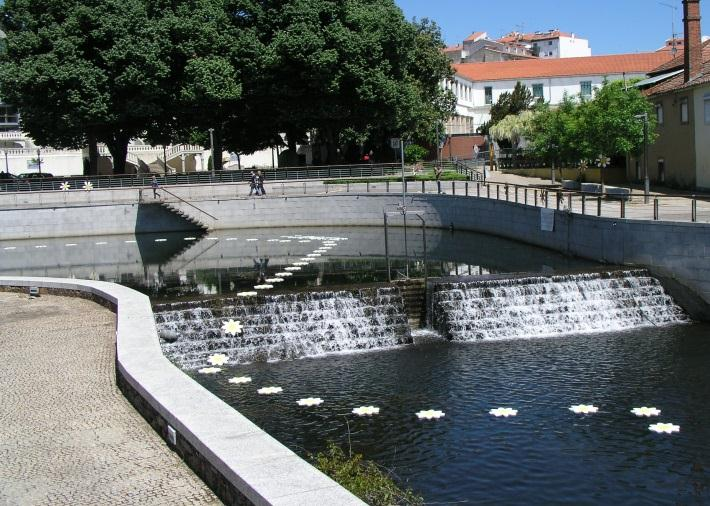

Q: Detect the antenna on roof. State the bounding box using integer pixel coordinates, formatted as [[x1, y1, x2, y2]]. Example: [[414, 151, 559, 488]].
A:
[[659, 1, 679, 57]]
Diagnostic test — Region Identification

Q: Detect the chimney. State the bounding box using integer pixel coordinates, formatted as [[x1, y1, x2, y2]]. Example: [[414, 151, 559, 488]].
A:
[[683, 0, 703, 82]]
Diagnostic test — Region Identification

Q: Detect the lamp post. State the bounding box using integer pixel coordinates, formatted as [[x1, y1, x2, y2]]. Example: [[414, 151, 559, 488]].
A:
[[1, 150, 7, 175], [550, 143, 557, 185], [635, 113, 650, 204], [208, 128, 215, 178], [37, 148, 42, 174], [163, 145, 168, 175]]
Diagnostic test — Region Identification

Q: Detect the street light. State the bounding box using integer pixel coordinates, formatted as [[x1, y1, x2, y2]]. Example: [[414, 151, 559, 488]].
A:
[[635, 113, 650, 204], [37, 148, 42, 174], [208, 128, 215, 177], [0, 150, 8, 175]]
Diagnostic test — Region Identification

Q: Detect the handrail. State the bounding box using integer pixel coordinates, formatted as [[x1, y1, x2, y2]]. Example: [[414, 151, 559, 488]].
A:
[[158, 186, 219, 221]]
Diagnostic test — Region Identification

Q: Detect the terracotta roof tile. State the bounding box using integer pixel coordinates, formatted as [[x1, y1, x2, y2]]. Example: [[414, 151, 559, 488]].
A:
[[650, 40, 710, 74], [444, 45, 463, 53], [454, 52, 674, 82], [645, 43, 710, 96], [464, 32, 486, 42], [497, 30, 576, 44]]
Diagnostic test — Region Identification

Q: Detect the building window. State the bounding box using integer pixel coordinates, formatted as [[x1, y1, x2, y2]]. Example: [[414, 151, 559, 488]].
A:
[[704, 93, 710, 125], [548, 41, 553, 46], [484, 86, 493, 105], [655, 103, 664, 125], [532, 83, 544, 101], [680, 97, 689, 124], [0, 104, 19, 126], [580, 81, 592, 98]]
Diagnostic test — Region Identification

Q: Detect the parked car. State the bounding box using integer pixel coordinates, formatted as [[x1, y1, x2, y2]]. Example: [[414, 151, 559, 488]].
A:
[[17, 172, 54, 179]]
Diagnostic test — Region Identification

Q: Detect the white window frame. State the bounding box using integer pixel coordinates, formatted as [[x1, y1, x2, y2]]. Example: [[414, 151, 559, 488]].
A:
[[680, 97, 689, 124], [655, 103, 664, 125], [580, 81, 592, 98]]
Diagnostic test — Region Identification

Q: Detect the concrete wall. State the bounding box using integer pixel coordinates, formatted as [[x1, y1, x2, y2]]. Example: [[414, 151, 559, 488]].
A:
[[2, 190, 710, 308], [694, 85, 710, 190]]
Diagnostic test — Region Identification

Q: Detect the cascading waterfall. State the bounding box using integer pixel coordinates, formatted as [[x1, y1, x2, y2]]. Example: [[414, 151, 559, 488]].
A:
[[155, 287, 411, 368], [431, 270, 689, 341]]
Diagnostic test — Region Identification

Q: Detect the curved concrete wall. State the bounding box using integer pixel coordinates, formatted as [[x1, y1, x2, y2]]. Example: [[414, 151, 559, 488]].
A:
[[0, 277, 363, 506]]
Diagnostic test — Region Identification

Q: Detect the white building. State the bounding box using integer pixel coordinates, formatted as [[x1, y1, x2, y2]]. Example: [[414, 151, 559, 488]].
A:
[[498, 30, 592, 59], [444, 52, 674, 135]]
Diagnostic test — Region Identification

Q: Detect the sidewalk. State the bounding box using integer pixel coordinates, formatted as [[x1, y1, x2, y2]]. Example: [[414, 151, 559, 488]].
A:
[[0, 292, 220, 505]]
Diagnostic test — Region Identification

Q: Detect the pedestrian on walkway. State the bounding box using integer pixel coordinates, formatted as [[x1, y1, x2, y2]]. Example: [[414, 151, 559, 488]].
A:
[[151, 175, 159, 199], [257, 170, 266, 196], [248, 171, 260, 196], [435, 165, 443, 194]]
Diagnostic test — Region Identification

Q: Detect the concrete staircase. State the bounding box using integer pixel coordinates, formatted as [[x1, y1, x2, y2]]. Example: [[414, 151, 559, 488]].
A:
[[393, 279, 427, 329], [159, 202, 209, 232]]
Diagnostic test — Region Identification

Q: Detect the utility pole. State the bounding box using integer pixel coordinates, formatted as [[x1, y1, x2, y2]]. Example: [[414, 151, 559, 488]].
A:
[[37, 148, 42, 174], [400, 137, 406, 209]]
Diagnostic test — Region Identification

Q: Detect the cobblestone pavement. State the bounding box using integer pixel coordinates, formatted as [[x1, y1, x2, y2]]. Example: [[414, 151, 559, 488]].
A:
[[0, 292, 221, 506]]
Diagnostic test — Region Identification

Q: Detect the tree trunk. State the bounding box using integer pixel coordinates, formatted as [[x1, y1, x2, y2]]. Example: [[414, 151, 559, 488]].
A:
[[87, 133, 99, 176], [105, 132, 130, 175], [213, 128, 223, 171], [324, 127, 338, 164]]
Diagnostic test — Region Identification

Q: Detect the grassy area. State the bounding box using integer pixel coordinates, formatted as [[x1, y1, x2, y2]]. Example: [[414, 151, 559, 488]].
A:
[[323, 170, 469, 185], [311, 443, 424, 506]]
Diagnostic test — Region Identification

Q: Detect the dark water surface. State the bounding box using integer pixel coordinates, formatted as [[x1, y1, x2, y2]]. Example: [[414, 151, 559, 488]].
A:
[[192, 325, 710, 505]]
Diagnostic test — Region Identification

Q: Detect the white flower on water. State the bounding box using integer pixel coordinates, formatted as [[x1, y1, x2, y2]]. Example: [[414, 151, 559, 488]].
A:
[[279, 240, 291, 243], [207, 353, 229, 366], [275, 272, 293, 277], [198, 367, 222, 374], [297, 397, 324, 407], [489, 407, 518, 418], [82, 181, 93, 191], [295, 261, 311, 265], [60, 181, 71, 191], [236, 291, 258, 297], [221, 319, 243, 336], [285, 267, 301, 272], [307, 253, 321, 258], [265, 278, 284, 283], [254, 284, 274, 290], [352, 406, 380, 416], [267, 239, 280, 242], [247, 238, 259, 241], [649, 422, 680, 434], [596, 155, 611, 168], [631, 407, 661, 418], [569, 404, 599, 415], [228, 376, 252, 384], [416, 409, 445, 420], [258, 386, 283, 395]]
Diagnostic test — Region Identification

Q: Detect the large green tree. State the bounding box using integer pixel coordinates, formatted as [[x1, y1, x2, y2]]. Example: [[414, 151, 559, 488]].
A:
[[478, 82, 534, 139], [0, 0, 172, 173]]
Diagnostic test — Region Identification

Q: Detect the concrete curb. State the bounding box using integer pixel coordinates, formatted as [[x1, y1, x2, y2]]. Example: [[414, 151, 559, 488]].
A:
[[0, 277, 364, 506]]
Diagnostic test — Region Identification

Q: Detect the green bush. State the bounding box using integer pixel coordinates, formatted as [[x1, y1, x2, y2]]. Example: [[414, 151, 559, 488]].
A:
[[404, 144, 428, 163], [312, 443, 423, 506]]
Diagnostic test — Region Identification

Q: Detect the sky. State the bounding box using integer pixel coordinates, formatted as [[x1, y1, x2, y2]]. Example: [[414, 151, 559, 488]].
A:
[[395, 0, 709, 55]]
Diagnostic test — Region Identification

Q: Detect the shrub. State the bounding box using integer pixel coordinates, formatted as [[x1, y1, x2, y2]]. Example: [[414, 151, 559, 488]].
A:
[[404, 144, 428, 164]]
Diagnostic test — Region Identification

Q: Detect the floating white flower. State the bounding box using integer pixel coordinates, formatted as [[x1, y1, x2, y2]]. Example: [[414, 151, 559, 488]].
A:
[[207, 353, 229, 366], [267, 239, 279, 242], [254, 284, 274, 290], [631, 407, 661, 418], [275, 272, 293, 277], [489, 407, 518, 418], [247, 238, 259, 242], [228, 376, 252, 385], [279, 240, 291, 243], [416, 409, 445, 420], [198, 367, 222, 374], [307, 253, 321, 258], [299, 240, 311, 243], [294, 261, 310, 265], [297, 397, 324, 407], [236, 291, 258, 297], [649, 423, 680, 434], [352, 406, 380, 416], [221, 319, 244, 336], [569, 404, 599, 415], [60, 181, 70, 191], [82, 181, 93, 191], [265, 278, 284, 283], [258, 386, 283, 395], [285, 267, 301, 272]]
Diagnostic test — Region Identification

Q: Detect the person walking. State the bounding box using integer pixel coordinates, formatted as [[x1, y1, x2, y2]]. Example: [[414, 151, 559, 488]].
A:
[[435, 165, 443, 194], [257, 170, 266, 196], [248, 171, 259, 196], [151, 175, 159, 199]]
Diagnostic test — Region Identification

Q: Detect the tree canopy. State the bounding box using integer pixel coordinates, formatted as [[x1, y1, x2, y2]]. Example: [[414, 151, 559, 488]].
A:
[[0, 0, 455, 171]]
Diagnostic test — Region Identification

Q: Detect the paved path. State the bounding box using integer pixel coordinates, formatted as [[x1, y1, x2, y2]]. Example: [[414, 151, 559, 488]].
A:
[[0, 292, 220, 506]]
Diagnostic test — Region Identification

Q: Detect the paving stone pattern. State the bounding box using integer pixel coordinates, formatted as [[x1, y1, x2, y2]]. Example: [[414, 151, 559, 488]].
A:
[[0, 292, 221, 506]]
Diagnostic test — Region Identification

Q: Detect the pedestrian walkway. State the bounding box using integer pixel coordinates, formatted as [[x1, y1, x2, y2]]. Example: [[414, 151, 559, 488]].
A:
[[0, 292, 220, 506]]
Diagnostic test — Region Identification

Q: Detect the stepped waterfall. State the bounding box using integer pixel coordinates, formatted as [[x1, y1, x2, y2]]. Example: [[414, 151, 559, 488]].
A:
[[155, 287, 411, 368], [430, 270, 689, 341]]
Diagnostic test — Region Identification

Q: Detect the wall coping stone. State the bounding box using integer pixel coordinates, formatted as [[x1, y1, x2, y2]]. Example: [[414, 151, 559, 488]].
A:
[[0, 276, 364, 506]]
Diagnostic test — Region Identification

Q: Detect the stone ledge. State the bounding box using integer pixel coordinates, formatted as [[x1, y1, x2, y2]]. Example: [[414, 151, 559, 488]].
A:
[[0, 277, 364, 506]]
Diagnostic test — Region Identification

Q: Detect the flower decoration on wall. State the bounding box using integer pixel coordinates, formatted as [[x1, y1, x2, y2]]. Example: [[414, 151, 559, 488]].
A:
[[489, 407, 518, 418], [221, 319, 243, 336], [596, 155, 611, 168], [82, 181, 93, 191], [198, 367, 222, 374], [207, 353, 229, 366], [631, 407, 661, 418], [258, 386, 283, 395], [297, 398, 324, 407], [60, 181, 71, 191], [228, 376, 252, 385], [569, 404, 599, 415], [649, 423, 680, 434], [416, 409, 445, 420], [352, 406, 380, 417]]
